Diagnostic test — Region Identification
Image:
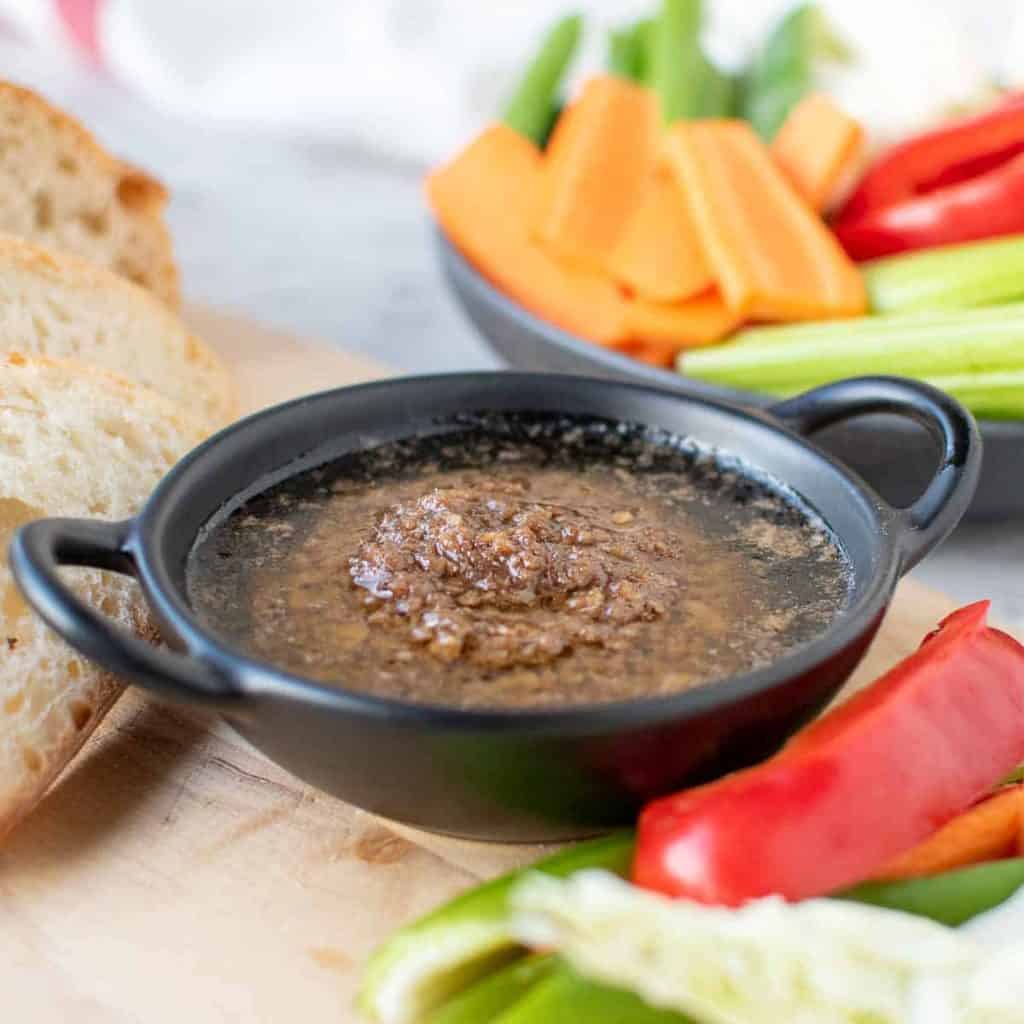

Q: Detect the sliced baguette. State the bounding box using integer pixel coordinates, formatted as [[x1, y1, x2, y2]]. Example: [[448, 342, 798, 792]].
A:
[[0, 353, 207, 838], [0, 234, 235, 430], [0, 80, 179, 307]]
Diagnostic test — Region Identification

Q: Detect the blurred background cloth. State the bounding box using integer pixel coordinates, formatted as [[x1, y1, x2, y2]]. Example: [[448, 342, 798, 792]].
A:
[[1, 0, 1022, 165]]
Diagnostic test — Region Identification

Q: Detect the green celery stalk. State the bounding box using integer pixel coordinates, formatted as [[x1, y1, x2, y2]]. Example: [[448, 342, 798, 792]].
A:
[[358, 832, 634, 1022], [650, 0, 705, 122], [679, 306, 1024, 391], [503, 14, 584, 144], [865, 235, 1024, 313], [839, 859, 1024, 927], [428, 956, 556, 1024], [498, 964, 691, 1024], [923, 370, 1024, 420], [733, 302, 1024, 347]]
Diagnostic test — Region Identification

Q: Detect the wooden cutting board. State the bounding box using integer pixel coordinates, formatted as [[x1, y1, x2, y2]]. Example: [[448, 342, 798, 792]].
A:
[[0, 308, 989, 1022]]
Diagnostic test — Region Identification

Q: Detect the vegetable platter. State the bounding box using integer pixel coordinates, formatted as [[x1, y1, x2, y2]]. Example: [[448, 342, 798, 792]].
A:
[[430, 2, 1024, 520], [360, 602, 1024, 1024]]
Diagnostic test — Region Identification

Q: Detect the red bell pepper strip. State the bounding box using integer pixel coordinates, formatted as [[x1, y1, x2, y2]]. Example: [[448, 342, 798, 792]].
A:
[[835, 151, 1024, 260], [633, 602, 1024, 906], [837, 93, 1024, 222]]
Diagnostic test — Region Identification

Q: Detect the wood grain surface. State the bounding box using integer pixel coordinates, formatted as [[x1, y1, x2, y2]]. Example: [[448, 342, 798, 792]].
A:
[[0, 307, 988, 1021]]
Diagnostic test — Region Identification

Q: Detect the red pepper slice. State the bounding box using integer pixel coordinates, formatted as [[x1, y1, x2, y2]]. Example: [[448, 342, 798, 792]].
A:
[[837, 93, 1024, 222], [834, 151, 1024, 260], [633, 602, 1024, 906]]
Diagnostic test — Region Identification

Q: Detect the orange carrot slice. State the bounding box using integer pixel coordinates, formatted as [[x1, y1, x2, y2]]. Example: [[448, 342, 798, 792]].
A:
[[665, 119, 867, 321], [876, 785, 1024, 881], [427, 123, 628, 344], [535, 75, 662, 272], [771, 93, 864, 211], [623, 292, 744, 362], [617, 341, 677, 368], [608, 168, 714, 302]]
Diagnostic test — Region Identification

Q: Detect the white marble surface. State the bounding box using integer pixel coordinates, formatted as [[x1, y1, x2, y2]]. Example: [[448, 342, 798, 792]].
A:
[[7, 53, 1023, 631]]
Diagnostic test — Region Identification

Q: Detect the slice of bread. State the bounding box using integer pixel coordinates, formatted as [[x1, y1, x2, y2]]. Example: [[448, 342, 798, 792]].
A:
[[0, 353, 207, 838], [0, 81, 179, 307], [0, 234, 235, 430]]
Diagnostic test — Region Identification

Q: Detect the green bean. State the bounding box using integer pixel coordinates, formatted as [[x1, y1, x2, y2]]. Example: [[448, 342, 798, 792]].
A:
[[699, 58, 738, 117], [504, 14, 584, 144], [428, 956, 556, 1024], [840, 859, 1024, 927], [650, 0, 705, 122], [741, 3, 849, 140], [608, 22, 646, 81]]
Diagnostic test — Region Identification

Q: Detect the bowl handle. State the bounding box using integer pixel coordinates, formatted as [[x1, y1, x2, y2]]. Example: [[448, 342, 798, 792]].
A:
[[770, 376, 981, 572], [9, 517, 240, 709]]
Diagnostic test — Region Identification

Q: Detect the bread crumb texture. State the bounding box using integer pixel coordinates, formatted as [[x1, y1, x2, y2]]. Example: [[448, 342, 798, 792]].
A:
[[0, 234, 236, 429], [0, 81, 179, 307], [0, 355, 206, 837]]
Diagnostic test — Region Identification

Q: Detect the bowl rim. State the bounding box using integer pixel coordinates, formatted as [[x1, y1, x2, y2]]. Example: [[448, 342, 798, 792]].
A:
[[434, 225, 1024, 439], [127, 370, 904, 732]]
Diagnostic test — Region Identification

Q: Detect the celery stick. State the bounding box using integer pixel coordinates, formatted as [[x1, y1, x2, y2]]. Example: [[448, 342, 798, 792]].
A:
[[732, 302, 1024, 348], [865, 235, 1024, 313], [679, 308, 1024, 390], [924, 369, 1024, 420], [651, 0, 705, 122], [504, 15, 584, 144]]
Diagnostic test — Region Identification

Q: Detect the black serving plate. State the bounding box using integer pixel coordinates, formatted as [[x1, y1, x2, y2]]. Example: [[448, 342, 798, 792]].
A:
[[437, 231, 1021, 521]]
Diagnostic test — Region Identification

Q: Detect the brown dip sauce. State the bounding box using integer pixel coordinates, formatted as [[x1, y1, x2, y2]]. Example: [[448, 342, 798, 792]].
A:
[[187, 415, 851, 708]]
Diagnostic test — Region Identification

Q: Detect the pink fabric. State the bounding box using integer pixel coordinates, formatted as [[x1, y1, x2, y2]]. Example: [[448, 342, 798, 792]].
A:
[[55, 0, 104, 61]]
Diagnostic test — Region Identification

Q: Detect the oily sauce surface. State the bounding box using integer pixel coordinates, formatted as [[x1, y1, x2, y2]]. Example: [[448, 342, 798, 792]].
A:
[[187, 416, 851, 708]]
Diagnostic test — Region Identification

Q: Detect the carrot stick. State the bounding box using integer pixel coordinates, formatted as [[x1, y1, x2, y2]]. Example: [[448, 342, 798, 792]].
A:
[[771, 93, 863, 211], [664, 119, 866, 320], [608, 168, 714, 303], [534, 76, 662, 272], [623, 292, 743, 357], [875, 785, 1024, 881], [427, 124, 628, 344]]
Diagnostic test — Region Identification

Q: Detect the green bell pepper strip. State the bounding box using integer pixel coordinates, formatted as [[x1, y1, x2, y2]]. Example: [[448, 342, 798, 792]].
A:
[[503, 14, 584, 144], [358, 832, 634, 1022], [741, 3, 849, 140], [497, 964, 691, 1024], [839, 858, 1024, 927], [650, 0, 705, 122], [427, 956, 557, 1024]]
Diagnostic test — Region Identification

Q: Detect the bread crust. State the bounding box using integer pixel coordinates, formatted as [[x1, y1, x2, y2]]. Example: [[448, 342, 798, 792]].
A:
[[0, 80, 179, 307], [0, 234, 236, 429], [0, 356, 207, 839]]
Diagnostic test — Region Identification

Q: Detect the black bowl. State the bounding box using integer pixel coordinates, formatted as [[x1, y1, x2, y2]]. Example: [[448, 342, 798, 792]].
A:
[[437, 231, 1020, 522], [10, 372, 979, 841]]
